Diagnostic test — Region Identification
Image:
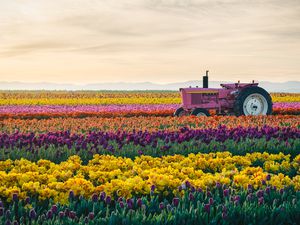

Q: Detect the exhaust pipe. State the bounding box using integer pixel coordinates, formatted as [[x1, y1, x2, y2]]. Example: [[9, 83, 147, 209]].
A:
[[203, 70, 209, 88]]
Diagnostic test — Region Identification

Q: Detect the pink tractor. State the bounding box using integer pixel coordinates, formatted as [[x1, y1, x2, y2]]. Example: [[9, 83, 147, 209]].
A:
[[174, 71, 272, 116]]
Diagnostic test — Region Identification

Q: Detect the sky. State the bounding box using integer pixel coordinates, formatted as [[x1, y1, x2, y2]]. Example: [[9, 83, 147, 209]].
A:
[[0, 0, 299, 84]]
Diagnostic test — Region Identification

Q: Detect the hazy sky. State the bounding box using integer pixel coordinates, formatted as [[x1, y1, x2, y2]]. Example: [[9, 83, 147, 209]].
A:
[[0, 0, 299, 84]]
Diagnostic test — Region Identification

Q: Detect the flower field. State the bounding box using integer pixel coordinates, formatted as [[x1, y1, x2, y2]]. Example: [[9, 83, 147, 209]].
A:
[[0, 91, 299, 224]]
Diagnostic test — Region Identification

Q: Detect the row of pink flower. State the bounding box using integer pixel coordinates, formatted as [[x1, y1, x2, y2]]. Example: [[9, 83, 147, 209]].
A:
[[0, 102, 299, 114]]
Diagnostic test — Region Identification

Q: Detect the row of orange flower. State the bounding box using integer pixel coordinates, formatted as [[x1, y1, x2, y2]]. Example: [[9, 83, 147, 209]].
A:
[[1, 115, 299, 133]]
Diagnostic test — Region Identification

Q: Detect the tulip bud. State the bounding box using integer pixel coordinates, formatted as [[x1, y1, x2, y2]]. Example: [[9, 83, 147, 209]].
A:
[[6, 210, 11, 218], [209, 198, 214, 205], [51, 205, 58, 214], [258, 197, 264, 205], [189, 193, 195, 201], [69, 211, 76, 219], [69, 190, 75, 199], [204, 204, 210, 214], [151, 184, 156, 191], [47, 210, 53, 219], [100, 192, 106, 201], [105, 196, 111, 205], [222, 212, 227, 219], [159, 202, 165, 210], [88, 212, 94, 220], [59, 211, 64, 219], [29, 209, 36, 219], [91, 193, 98, 202], [172, 198, 179, 207], [25, 197, 30, 205], [137, 198, 142, 207], [12, 193, 18, 202], [280, 188, 284, 195], [223, 189, 229, 197]]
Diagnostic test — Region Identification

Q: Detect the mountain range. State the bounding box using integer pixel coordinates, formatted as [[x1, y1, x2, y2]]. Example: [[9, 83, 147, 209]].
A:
[[0, 80, 299, 92]]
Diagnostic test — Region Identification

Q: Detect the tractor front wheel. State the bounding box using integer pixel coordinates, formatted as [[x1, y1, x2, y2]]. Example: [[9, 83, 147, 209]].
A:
[[174, 107, 190, 116], [191, 108, 210, 116]]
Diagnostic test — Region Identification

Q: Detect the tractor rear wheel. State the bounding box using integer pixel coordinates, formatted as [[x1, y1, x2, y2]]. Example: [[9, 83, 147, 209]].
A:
[[174, 107, 189, 116], [191, 108, 210, 116], [234, 86, 272, 116]]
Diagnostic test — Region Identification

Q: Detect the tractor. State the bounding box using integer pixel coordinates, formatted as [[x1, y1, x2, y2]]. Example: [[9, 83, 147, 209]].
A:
[[174, 71, 272, 116]]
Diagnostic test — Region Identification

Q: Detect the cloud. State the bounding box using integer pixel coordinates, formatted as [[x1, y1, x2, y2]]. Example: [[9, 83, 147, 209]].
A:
[[0, 0, 299, 82]]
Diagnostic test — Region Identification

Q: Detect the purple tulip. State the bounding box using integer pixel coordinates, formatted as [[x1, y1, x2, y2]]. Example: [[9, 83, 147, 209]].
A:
[[216, 182, 221, 189], [246, 193, 253, 201], [64, 208, 70, 217], [190, 186, 196, 192], [0, 201, 3, 207], [209, 198, 214, 205], [151, 185, 156, 192], [91, 193, 98, 202], [5, 220, 11, 225], [185, 181, 191, 188], [127, 199, 133, 209], [138, 150, 144, 155], [159, 202, 165, 210], [69, 190, 75, 199], [266, 174, 271, 181], [189, 193, 195, 201], [262, 180, 266, 185], [258, 197, 264, 205], [13, 221, 18, 225], [172, 197, 180, 207], [12, 193, 18, 202], [29, 209, 36, 219], [256, 190, 264, 198], [100, 192, 106, 201], [222, 212, 227, 219], [204, 204, 210, 213], [88, 212, 94, 220], [105, 196, 111, 204], [59, 211, 64, 218], [197, 188, 203, 193], [265, 186, 271, 194], [137, 198, 143, 207], [69, 211, 76, 219], [46, 210, 53, 219], [6, 210, 11, 218], [119, 201, 124, 208], [51, 205, 58, 214], [25, 197, 30, 204], [178, 186, 183, 192], [223, 189, 229, 197], [234, 195, 241, 202], [280, 188, 284, 195]]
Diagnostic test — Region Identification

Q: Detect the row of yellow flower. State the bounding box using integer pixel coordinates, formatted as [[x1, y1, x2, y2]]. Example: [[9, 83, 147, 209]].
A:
[[0, 98, 180, 105], [0, 91, 179, 99], [0, 152, 299, 204], [1, 96, 299, 105], [1, 91, 299, 100]]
